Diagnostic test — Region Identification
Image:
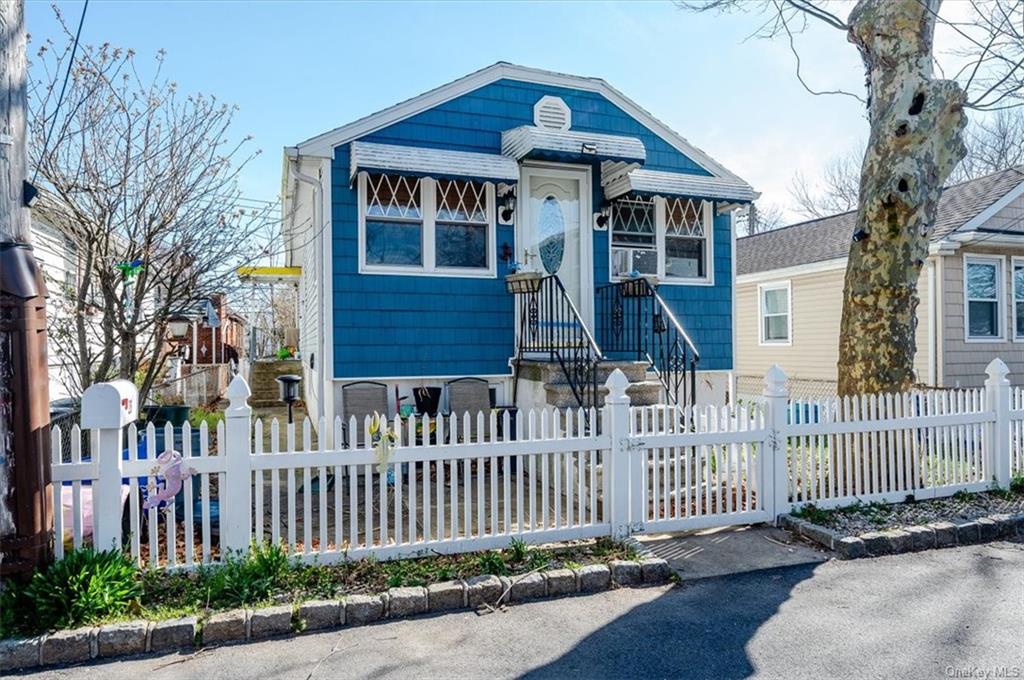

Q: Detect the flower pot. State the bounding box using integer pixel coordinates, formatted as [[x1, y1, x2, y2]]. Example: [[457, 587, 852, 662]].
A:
[[142, 404, 191, 428], [505, 270, 544, 294]]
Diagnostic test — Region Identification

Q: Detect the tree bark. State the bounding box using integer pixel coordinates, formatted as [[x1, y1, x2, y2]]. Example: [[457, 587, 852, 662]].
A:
[[837, 0, 967, 395]]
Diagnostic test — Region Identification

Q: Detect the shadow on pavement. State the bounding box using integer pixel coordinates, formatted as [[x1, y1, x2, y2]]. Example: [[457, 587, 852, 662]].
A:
[[522, 562, 819, 679]]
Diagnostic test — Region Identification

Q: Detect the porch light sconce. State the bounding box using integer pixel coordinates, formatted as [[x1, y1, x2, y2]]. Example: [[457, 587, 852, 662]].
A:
[[593, 206, 610, 231], [499, 187, 517, 224], [580, 142, 598, 155]]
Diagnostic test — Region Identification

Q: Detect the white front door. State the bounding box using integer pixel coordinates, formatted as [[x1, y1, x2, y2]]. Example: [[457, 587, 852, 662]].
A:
[[520, 164, 593, 324]]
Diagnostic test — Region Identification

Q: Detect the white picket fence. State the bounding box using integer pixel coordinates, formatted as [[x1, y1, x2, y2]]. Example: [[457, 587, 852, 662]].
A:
[[52, 360, 1021, 569]]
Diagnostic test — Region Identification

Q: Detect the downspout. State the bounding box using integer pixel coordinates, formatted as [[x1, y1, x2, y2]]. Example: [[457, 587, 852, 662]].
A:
[[289, 157, 325, 425], [927, 258, 937, 386]]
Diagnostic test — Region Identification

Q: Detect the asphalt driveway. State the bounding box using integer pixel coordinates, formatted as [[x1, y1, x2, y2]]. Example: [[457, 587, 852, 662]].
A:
[[27, 539, 1024, 680]]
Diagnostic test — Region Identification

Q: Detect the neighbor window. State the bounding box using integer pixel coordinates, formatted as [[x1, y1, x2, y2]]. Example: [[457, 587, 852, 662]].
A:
[[1015, 260, 1024, 339], [360, 172, 494, 276], [965, 256, 1003, 340], [759, 281, 791, 344], [610, 196, 711, 283]]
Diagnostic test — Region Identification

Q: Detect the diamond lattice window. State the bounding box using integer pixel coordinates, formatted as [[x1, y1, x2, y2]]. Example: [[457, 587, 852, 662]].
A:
[[664, 198, 708, 280], [435, 179, 488, 269], [364, 173, 423, 267], [611, 198, 657, 278]]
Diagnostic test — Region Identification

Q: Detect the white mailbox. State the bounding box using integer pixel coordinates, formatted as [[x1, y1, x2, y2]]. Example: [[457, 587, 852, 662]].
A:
[[81, 380, 139, 429]]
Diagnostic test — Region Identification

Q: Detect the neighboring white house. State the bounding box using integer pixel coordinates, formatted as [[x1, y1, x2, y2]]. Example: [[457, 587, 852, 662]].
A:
[[30, 214, 86, 402], [735, 166, 1024, 398]]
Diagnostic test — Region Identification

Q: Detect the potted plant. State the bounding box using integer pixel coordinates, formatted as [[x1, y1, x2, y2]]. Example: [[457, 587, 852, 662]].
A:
[[621, 272, 657, 298]]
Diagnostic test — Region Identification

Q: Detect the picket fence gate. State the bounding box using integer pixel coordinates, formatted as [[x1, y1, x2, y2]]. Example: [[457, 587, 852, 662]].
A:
[[51, 360, 1022, 569]]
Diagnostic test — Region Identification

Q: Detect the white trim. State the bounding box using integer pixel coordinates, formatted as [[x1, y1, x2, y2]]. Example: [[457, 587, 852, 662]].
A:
[[334, 372, 512, 383], [926, 258, 936, 385], [294, 62, 748, 185], [736, 257, 847, 285], [730, 207, 738, 376], [321, 157, 335, 424], [758, 280, 792, 346], [962, 253, 1006, 343], [1012, 256, 1024, 342], [357, 172, 497, 279], [953, 178, 1024, 235]]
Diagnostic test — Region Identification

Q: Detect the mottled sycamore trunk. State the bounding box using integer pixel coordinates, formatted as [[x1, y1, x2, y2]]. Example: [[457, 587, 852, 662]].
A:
[[837, 0, 967, 396]]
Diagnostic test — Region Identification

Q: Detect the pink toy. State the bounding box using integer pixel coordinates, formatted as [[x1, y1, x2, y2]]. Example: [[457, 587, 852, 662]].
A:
[[143, 449, 194, 511]]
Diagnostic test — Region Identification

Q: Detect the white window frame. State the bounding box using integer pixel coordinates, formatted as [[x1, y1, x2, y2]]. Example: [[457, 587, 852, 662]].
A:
[[608, 196, 714, 286], [758, 280, 792, 346], [1014, 256, 1024, 342], [963, 254, 1005, 343], [357, 171, 497, 278]]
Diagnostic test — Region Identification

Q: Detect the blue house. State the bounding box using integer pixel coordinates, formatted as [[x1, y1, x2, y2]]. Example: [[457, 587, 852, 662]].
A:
[[283, 63, 756, 425]]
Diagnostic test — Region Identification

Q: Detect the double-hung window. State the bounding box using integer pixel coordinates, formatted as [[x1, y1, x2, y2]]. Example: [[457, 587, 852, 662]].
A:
[[609, 196, 713, 284], [610, 198, 658, 278], [359, 172, 494, 276], [758, 281, 791, 345], [965, 256, 1003, 340], [1014, 259, 1024, 340]]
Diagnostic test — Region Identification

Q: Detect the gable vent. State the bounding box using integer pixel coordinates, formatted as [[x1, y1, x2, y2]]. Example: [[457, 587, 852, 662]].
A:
[[534, 95, 571, 131]]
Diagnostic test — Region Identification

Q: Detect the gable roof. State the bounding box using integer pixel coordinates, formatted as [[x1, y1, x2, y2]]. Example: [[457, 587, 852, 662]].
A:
[[293, 62, 747, 185], [737, 166, 1024, 276]]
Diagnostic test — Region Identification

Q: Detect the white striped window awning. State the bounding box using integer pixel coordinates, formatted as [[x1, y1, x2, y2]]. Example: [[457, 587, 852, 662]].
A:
[[603, 166, 757, 203], [501, 126, 646, 164], [349, 141, 520, 183]]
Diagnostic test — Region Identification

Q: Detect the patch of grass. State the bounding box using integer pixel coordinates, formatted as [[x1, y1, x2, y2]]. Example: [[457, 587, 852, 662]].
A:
[[792, 503, 835, 526], [1010, 473, 1024, 495], [3, 538, 640, 639], [952, 489, 978, 502]]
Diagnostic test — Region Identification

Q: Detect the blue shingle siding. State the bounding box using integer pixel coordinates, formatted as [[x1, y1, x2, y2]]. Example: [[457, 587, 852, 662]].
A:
[[332, 78, 731, 379]]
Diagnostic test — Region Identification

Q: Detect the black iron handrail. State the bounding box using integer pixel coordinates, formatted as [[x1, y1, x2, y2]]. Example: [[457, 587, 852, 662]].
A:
[[508, 274, 603, 410], [595, 277, 700, 407]]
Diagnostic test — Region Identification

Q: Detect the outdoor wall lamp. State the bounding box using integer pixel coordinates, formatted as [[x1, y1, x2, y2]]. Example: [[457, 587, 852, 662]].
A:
[[500, 188, 516, 223], [165, 313, 192, 341]]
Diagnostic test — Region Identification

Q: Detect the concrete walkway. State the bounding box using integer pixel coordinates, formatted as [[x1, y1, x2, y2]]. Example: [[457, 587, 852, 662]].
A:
[[638, 524, 829, 581], [25, 539, 1023, 679]]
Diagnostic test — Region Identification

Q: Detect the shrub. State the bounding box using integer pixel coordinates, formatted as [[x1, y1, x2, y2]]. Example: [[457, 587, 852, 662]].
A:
[[208, 542, 291, 608], [1010, 473, 1024, 494], [508, 537, 528, 563], [22, 548, 141, 632], [188, 406, 224, 430], [476, 551, 508, 576]]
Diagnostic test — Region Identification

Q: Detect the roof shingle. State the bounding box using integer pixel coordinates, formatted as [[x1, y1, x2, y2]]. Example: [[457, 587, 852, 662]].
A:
[[737, 166, 1024, 276]]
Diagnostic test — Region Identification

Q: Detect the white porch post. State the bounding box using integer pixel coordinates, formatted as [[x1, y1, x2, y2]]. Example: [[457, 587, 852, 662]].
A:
[[604, 369, 635, 540], [81, 380, 138, 551], [222, 374, 253, 554], [763, 365, 790, 521], [192, 320, 198, 365], [984, 358, 1011, 488]]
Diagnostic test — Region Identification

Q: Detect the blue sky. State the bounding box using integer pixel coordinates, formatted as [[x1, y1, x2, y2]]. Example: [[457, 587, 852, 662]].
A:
[[26, 0, 874, 222]]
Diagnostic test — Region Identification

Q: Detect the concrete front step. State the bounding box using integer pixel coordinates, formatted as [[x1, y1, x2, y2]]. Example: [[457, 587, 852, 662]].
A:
[[543, 380, 664, 409], [518, 359, 650, 385]]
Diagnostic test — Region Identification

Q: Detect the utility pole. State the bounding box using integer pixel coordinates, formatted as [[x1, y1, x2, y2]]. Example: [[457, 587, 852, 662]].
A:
[[0, 0, 53, 577]]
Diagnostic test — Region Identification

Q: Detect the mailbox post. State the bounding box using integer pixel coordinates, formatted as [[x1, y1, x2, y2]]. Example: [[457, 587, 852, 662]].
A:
[[81, 380, 138, 551]]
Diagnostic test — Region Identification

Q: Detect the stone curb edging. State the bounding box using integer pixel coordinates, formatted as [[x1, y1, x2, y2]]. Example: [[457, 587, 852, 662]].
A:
[[779, 512, 1024, 559], [0, 557, 672, 672]]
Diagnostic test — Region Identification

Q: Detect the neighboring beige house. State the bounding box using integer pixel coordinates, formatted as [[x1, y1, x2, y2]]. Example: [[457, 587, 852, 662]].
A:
[[735, 166, 1024, 399]]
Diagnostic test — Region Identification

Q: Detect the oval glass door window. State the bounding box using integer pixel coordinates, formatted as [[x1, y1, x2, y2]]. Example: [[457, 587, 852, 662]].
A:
[[538, 195, 565, 274]]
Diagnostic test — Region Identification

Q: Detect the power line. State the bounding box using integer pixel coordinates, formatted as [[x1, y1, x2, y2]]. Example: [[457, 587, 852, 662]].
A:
[[32, 0, 89, 186]]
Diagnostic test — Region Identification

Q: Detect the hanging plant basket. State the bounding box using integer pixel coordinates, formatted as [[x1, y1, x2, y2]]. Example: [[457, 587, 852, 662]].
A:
[[505, 270, 544, 294], [621, 276, 656, 298]]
